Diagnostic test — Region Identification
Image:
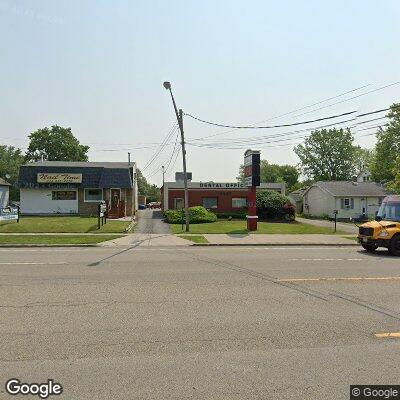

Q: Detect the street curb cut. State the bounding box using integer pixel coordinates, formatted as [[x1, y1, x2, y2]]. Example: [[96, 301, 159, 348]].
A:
[[193, 243, 359, 247]]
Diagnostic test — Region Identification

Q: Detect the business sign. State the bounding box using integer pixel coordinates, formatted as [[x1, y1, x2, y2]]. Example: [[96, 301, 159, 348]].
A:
[[198, 182, 245, 189], [37, 173, 82, 184], [244, 149, 261, 187], [0, 207, 19, 221]]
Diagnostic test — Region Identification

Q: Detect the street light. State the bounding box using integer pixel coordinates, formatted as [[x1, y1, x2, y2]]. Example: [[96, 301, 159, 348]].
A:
[[163, 81, 190, 232]]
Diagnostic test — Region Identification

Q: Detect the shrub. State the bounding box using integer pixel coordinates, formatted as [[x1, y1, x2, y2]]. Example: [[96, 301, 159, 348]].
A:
[[256, 190, 296, 221], [164, 206, 217, 224]]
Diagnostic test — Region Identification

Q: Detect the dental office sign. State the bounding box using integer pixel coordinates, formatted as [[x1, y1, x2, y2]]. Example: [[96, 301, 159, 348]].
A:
[[37, 173, 82, 184]]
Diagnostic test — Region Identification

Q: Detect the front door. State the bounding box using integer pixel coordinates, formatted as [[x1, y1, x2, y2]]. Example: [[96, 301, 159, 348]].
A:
[[111, 189, 120, 214]]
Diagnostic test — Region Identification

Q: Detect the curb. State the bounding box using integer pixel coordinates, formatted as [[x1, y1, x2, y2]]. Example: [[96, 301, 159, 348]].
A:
[[0, 244, 98, 248], [193, 243, 359, 247]]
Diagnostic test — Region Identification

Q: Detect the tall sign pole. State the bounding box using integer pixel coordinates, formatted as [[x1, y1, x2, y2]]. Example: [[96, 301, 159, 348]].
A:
[[244, 150, 260, 231]]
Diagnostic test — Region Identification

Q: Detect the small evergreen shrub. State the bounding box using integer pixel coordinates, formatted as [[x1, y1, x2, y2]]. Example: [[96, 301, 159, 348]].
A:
[[164, 206, 217, 224], [256, 191, 296, 221]]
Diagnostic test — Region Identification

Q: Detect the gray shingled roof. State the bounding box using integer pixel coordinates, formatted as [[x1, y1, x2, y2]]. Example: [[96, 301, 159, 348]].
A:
[[24, 161, 134, 169], [0, 177, 11, 186], [315, 181, 388, 197], [19, 162, 134, 189]]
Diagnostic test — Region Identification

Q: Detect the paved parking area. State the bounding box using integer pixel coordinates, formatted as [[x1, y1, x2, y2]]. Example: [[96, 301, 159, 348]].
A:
[[0, 246, 399, 399]]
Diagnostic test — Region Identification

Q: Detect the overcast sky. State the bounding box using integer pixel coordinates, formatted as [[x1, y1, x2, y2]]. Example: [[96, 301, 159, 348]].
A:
[[1, 0, 399, 186]]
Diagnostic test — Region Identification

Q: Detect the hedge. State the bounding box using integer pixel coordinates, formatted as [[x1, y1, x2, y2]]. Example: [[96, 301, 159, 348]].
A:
[[164, 206, 217, 224], [256, 190, 295, 221]]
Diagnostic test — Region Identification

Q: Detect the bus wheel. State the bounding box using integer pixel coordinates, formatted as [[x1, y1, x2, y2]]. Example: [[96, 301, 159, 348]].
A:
[[361, 243, 378, 253], [389, 235, 400, 256]]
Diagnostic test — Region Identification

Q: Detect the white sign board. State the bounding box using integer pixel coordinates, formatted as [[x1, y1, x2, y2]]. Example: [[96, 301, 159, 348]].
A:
[[0, 207, 18, 221], [37, 173, 82, 184]]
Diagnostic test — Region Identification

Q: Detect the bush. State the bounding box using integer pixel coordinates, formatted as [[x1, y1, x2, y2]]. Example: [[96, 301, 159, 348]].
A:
[[256, 191, 295, 221], [164, 206, 217, 224]]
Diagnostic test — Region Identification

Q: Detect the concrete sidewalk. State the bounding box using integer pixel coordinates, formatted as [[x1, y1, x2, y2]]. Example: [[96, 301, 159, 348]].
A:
[[100, 233, 191, 247]]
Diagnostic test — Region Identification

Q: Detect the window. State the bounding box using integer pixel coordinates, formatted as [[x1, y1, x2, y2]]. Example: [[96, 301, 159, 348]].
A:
[[52, 191, 77, 200], [203, 197, 218, 209], [232, 198, 247, 208], [84, 189, 103, 202], [341, 198, 354, 209], [174, 198, 184, 209]]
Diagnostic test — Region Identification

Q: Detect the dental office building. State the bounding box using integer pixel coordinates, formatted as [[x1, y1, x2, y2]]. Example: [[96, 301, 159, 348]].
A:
[[19, 161, 138, 218]]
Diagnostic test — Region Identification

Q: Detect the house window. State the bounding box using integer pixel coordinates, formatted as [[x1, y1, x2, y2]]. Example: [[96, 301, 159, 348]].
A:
[[174, 198, 184, 209], [203, 197, 218, 209], [84, 189, 103, 202], [341, 198, 354, 209], [232, 198, 247, 208], [52, 191, 77, 200]]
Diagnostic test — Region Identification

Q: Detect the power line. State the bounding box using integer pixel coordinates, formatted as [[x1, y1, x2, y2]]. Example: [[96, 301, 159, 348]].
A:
[[187, 81, 400, 141]]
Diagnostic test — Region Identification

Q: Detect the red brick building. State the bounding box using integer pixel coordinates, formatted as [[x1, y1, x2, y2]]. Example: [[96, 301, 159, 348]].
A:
[[161, 181, 286, 212]]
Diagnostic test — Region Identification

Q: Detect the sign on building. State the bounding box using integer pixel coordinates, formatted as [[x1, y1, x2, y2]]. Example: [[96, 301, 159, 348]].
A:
[[244, 150, 261, 187], [37, 173, 82, 184]]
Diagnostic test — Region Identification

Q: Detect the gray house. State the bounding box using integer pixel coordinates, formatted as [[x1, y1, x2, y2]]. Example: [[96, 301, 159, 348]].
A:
[[0, 178, 11, 209], [303, 181, 388, 220]]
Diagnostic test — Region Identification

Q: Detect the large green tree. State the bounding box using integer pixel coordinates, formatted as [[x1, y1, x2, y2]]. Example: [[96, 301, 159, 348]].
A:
[[294, 128, 357, 181], [370, 104, 400, 184], [25, 125, 89, 162], [0, 145, 25, 201], [237, 161, 299, 192], [136, 169, 160, 202]]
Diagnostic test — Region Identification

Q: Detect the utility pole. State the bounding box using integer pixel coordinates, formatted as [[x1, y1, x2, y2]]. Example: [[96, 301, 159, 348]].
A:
[[163, 81, 190, 232], [162, 165, 165, 187], [128, 152, 131, 165]]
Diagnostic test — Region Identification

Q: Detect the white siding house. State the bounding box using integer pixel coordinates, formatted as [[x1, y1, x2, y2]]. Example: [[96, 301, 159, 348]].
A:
[[303, 181, 388, 220], [0, 178, 11, 209]]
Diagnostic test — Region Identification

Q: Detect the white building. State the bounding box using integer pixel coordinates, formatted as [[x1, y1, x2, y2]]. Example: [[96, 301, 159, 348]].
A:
[[303, 181, 388, 220], [0, 178, 11, 209], [357, 170, 372, 183]]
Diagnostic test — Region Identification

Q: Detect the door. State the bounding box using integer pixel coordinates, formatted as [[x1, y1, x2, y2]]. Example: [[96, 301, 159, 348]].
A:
[[110, 189, 121, 214], [174, 198, 184, 209]]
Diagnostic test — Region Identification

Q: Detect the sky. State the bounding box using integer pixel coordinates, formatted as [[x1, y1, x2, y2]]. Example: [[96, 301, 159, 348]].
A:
[[1, 0, 399, 186]]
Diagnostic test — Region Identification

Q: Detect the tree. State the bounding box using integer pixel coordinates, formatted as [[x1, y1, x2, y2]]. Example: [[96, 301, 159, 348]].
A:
[[389, 156, 400, 194], [136, 169, 160, 202], [237, 161, 299, 192], [294, 128, 357, 181], [353, 147, 373, 175], [25, 125, 89, 162], [0, 145, 25, 201], [370, 104, 400, 183]]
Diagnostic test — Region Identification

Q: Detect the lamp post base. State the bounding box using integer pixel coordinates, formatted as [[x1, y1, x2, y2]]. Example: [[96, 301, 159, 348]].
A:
[[247, 215, 258, 231]]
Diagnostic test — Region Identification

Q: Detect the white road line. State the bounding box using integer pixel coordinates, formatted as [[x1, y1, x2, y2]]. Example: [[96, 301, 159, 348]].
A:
[[0, 262, 68, 265], [289, 258, 363, 261]]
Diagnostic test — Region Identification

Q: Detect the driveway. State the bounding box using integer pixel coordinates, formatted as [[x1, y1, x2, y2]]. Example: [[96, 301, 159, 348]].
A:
[[297, 217, 358, 234], [135, 209, 171, 234]]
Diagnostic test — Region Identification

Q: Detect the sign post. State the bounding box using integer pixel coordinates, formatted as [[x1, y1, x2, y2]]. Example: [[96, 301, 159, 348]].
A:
[[244, 150, 260, 231], [98, 201, 107, 229]]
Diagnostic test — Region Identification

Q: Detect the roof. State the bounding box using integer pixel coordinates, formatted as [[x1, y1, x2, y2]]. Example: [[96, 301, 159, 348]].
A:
[[0, 177, 11, 186], [24, 161, 135, 169], [307, 181, 388, 197], [288, 188, 308, 201], [19, 162, 134, 189]]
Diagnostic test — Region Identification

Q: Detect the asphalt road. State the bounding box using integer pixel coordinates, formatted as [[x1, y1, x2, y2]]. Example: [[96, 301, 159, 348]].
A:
[[135, 209, 171, 234], [0, 246, 399, 399]]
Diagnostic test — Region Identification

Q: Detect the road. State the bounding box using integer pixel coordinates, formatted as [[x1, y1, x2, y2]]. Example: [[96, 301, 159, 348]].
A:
[[0, 246, 399, 399], [135, 209, 171, 234]]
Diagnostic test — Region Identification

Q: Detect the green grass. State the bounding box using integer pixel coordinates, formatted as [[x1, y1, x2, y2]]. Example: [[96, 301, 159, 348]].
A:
[[343, 236, 358, 241], [171, 220, 343, 234], [0, 234, 124, 245], [0, 216, 130, 233], [178, 235, 209, 244]]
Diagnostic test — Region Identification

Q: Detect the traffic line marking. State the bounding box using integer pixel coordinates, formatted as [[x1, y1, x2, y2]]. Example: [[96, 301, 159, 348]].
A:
[[375, 332, 400, 338], [289, 258, 363, 261], [278, 276, 400, 282], [0, 262, 67, 265]]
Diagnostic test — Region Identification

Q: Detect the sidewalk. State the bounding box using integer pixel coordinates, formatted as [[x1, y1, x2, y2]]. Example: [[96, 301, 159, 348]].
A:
[[100, 233, 191, 247], [296, 217, 358, 234]]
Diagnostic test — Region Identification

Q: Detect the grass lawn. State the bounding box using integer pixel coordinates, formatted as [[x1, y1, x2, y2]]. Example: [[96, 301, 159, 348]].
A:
[[178, 235, 209, 244], [0, 216, 130, 233], [0, 234, 124, 245], [171, 220, 343, 234]]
